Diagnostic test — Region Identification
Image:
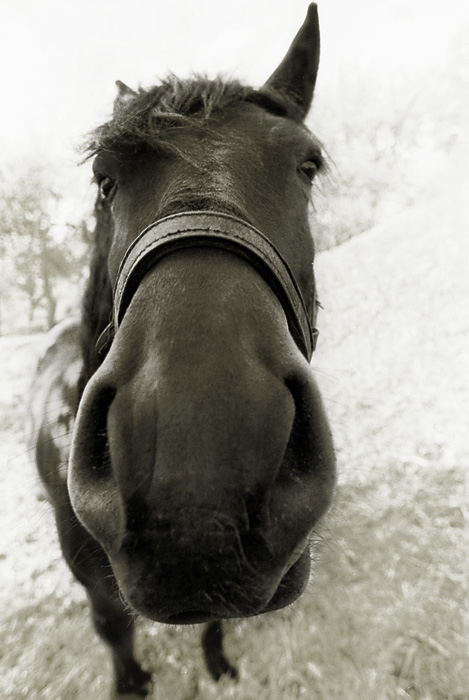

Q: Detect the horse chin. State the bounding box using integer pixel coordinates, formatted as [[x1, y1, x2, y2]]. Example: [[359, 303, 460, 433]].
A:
[[114, 547, 311, 626]]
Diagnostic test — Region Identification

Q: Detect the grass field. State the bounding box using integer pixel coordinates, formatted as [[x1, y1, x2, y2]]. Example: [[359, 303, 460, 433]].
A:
[[1, 162, 467, 699]]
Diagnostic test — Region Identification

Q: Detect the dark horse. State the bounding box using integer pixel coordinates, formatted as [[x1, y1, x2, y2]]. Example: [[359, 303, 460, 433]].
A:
[[30, 5, 336, 698]]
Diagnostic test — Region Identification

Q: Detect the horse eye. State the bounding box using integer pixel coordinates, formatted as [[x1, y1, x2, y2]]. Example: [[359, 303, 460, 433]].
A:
[[99, 176, 116, 200], [299, 160, 319, 183]]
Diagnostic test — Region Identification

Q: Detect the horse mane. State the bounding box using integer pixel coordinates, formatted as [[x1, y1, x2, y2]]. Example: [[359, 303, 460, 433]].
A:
[[78, 196, 114, 390], [78, 75, 299, 385]]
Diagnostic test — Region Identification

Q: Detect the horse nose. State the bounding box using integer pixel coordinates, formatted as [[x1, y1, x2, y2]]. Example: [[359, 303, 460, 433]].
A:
[[69, 254, 335, 619], [69, 327, 334, 563], [71, 342, 297, 528]]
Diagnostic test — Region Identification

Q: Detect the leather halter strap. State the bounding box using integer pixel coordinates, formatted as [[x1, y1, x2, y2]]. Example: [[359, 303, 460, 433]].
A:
[[100, 211, 318, 360]]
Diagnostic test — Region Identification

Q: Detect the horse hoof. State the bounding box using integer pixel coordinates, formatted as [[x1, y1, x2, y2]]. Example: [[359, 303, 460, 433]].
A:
[[115, 669, 153, 699], [206, 654, 239, 682]]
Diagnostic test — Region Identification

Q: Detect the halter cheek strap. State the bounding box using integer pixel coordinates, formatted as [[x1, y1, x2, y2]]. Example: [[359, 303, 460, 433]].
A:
[[97, 211, 318, 361]]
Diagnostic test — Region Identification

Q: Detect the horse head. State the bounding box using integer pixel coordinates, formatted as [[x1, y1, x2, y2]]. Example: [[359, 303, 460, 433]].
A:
[[69, 3, 336, 625]]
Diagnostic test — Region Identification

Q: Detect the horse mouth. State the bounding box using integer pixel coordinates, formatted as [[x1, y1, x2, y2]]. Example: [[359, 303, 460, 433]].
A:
[[164, 611, 219, 625], [120, 547, 311, 625]]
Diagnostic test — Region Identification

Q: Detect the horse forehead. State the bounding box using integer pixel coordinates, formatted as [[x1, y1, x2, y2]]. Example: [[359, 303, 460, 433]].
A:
[[230, 104, 312, 149], [162, 102, 309, 159], [108, 103, 315, 280], [143, 105, 311, 209]]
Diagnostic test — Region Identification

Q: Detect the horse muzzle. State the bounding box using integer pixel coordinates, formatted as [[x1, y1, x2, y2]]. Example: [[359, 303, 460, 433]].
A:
[[68, 213, 335, 622]]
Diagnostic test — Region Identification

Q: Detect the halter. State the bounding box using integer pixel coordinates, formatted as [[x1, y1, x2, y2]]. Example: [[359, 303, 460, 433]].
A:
[[97, 211, 319, 360]]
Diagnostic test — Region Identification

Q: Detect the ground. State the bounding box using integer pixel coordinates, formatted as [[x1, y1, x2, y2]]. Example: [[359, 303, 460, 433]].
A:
[[0, 163, 467, 699]]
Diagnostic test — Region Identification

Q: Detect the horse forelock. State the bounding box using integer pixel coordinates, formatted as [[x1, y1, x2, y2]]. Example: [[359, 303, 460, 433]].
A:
[[82, 75, 300, 160]]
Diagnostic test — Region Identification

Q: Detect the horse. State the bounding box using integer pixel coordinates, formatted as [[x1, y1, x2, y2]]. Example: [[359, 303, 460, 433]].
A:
[[30, 4, 336, 698]]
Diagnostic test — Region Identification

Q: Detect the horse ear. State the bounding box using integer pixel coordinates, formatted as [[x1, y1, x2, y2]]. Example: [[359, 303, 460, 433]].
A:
[[262, 3, 320, 118], [114, 80, 138, 113]]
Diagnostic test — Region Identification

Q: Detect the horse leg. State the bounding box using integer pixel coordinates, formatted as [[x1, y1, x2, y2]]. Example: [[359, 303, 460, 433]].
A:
[[56, 502, 152, 698], [201, 620, 238, 681], [88, 587, 152, 698]]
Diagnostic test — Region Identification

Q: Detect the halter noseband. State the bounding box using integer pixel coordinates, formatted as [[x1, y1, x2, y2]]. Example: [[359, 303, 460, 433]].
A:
[[98, 211, 318, 360]]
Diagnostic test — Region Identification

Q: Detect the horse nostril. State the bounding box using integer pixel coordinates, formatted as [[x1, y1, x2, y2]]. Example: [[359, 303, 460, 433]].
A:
[[69, 380, 126, 554], [76, 383, 116, 481], [282, 373, 322, 477], [276, 371, 336, 523]]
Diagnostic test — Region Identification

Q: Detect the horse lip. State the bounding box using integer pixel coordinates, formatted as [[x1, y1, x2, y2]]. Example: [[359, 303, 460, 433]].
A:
[[116, 547, 310, 624], [122, 589, 266, 623], [163, 611, 218, 625], [158, 559, 308, 622]]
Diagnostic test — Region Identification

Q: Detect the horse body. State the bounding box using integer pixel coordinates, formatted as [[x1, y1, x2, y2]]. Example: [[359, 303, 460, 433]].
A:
[[31, 5, 336, 697], [28, 318, 81, 501]]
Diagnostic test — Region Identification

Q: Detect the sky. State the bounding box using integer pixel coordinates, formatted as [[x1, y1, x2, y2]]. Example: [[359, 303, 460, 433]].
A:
[[0, 0, 467, 167]]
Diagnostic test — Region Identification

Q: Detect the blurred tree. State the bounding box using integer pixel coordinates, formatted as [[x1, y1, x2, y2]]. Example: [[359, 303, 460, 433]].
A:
[[311, 20, 469, 251], [0, 164, 89, 332]]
